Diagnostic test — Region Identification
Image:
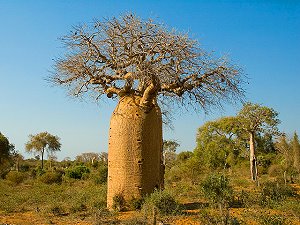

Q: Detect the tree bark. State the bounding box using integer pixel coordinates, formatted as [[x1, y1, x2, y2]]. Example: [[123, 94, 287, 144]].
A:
[[41, 148, 45, 170], [249, 132, 258, 181], [107, 95, 164, 209]]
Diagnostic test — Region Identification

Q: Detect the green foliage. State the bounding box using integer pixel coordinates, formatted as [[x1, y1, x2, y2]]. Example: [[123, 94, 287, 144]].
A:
[[257, 153, 276, 174], [93, 165, 108, 184], [199, 209, 240, 225], [176, 151, 194, 162], [195, 117, 244, 169], [201, 173, 233, 209], [35, 166, 46, 176], [112, 193, 126, 212], [66, 165, 90, 179], [38, 171, 63, 184], [259, 181, 296, 207], [129, 197, 144, 210], [163, 140, 180, 169], [5, 171, 26, 185], [25, 131, 61, 169], [0, 132, 16, 178], [237, 103, 280, 135], [292, 132, 300, 172], [142, 190, 181, 215], [259, 214, 287, 225], [0, 178, 107, 214]]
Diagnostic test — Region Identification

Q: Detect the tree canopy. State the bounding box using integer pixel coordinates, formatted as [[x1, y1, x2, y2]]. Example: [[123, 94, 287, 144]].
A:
[[0, 132, 15, 163], [25, 132, 61, 169], [237, 102, 280, 135], [195, 117, 245, 169], [0, 132, 16, 177], [51, 13, 244, 112]]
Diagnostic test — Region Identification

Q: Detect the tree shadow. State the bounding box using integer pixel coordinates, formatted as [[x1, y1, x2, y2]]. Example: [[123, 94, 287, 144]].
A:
[[181, 201, 209, 215]]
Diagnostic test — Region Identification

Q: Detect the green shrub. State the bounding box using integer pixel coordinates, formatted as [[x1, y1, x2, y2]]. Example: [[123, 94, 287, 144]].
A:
[[6, 171, 26, 184], [94, 166, 108, 184], [232, 190, 257, 208], [201, 173, 233, 207], [268, 165, 283, 178], [66, 165, 90, 179], [19, 164, 30, 172], [112, 193, 126, 212], [70, 202, 87, 213], [38, 171, 63, 184], [259, 181, 296, 207], [259, 214, 287, 225], [142, 190, 181, 215], [199, 209, 240, 225], [129, 197, 144, 210]]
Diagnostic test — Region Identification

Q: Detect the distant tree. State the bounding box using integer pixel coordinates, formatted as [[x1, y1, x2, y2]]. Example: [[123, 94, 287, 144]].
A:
[[25, 132, 61, 170], [47, 154, 58, 170], [100, 152, 108, 164], [0, 132, 15, 163], [13, 153, 24, 172], [76, 152, 101, 164], [195, 117, 245, 169], [237, 103, 280, 181], [292, 132, 300, 172], [275, 134, 293, 183], [176, 151, 194, 162], [163, 140, 180, 169], [0, 132, 16, 177]]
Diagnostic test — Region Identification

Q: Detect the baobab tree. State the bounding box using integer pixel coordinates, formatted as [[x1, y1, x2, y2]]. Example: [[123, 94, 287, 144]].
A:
[[237, 103, 280, 181], [50, 14, 244, 208], [25, 132, 61, 170]]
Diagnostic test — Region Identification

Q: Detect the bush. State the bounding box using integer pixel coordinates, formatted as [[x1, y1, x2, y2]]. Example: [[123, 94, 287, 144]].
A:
[[232, 190, 258, 208], [259, 214, 287, 225], [94, 166, 108, 184], [6, 171, 26, 184], [268, 165, 283, 178], [199, 210, 240, 225], [142, 190, 181, 215], [129, 197, 144, 210], [112, 193, 126, 212], [38, 171, 63, 184], [259, 181, 296, 207], [66, 165, 90, 179], [201, 173, 233, 207]]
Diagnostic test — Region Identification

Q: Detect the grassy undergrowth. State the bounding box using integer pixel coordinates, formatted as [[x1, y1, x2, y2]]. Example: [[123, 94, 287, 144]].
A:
[[0, 179, 107, 216]]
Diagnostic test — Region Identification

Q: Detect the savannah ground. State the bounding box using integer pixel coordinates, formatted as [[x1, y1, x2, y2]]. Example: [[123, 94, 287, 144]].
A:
[[1, 157, 300, 225]]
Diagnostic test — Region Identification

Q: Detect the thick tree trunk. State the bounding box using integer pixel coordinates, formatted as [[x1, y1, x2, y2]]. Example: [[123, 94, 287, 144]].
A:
[[249, 132, 258, 181], [107, 95, 164, 209]]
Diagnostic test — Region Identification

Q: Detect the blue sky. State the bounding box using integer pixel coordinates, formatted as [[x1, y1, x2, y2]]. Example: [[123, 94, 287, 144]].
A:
[[0, 1, 299, 160]]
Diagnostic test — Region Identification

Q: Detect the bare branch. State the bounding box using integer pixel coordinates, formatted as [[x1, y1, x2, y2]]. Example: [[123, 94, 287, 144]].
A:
[[50, 13, 245, 113]]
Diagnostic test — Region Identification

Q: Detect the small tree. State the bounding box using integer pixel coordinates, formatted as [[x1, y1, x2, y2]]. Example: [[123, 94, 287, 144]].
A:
[[237, 103, 280, 181], [25, 132, 61, 170], [163, 140, 179, 169], [275, 134, 293, 184], [201, 173, 233, 224], [292, 132, 300, 173]]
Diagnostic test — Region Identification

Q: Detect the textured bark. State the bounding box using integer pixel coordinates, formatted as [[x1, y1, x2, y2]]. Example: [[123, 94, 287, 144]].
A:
[[107, 95, 163, 209], [249, 132, 257, 181]]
